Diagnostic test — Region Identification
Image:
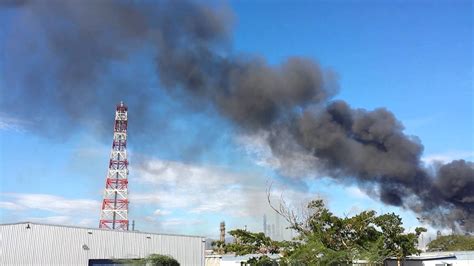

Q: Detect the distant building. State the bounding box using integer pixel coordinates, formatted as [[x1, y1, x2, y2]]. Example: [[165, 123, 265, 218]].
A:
[[385, 251, 474, 266], [1, 222, 205, 265], [205, 254, 281, 266], [275, 213, 281, 240], [263, 214, 267, 236]]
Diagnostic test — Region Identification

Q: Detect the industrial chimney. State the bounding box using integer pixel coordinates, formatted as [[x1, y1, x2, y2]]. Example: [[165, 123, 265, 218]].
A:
[[263, 214, 267, 236], [220, 221, 225, 242]]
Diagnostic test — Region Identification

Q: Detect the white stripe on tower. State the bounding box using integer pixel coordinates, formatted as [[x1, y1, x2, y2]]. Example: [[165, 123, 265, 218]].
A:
[[99, 101, 129, 230]]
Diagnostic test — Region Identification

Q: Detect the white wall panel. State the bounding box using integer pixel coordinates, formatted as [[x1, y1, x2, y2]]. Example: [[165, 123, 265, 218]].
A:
[[0, 222, 205, 266]]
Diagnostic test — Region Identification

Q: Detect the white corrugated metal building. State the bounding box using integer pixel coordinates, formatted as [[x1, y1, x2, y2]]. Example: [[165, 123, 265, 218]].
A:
[[205, 254, 281, 266], [0, 222, 205, 266], [385, 251, 474, 266]]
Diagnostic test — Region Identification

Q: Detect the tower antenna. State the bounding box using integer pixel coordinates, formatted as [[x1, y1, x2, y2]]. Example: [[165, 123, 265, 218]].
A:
[[99, 102, 129, 230]]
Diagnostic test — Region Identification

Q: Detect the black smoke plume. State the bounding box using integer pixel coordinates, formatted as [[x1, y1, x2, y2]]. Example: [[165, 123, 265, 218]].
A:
[[1, 0, 472, 231]]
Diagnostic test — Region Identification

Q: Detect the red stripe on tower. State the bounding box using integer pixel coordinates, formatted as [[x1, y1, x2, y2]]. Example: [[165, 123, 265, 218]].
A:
[[99, 101, 129, 230]]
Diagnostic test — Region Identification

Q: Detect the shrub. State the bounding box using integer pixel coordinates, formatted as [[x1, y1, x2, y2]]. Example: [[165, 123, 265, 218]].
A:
[[145, 254, 179, 266]]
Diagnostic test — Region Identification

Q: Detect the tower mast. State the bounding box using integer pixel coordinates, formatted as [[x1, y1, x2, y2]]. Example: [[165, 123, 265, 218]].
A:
[[99, 101, 129, 230]]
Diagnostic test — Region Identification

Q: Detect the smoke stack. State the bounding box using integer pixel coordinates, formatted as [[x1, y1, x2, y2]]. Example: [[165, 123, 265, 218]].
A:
[[220, 221, 225, 242], [275, 213, 281, 240], [263, 214, 267, 236]]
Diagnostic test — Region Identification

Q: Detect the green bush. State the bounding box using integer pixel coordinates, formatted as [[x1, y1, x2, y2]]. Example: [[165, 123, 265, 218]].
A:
[[145, 254, 179, 266], [246, 255, 278, 266]]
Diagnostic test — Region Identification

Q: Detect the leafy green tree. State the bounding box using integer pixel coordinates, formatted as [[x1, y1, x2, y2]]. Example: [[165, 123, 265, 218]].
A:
[[427, 235, 474, 251], [246, 255, 279, 266], [271, 198, 426, 264], [226, 229, 281, 255], [116, 254, 179, 266], [373, 213, 426, 260], [211, 240, 227, 255], [216, 197, 425, 265], [274, 200, 426, 265]]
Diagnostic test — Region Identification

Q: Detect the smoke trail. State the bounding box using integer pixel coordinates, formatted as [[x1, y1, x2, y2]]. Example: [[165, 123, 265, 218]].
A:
[[1, 0, 472, 231]]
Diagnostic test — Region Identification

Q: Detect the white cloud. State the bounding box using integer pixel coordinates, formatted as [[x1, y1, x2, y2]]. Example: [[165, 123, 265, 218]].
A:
[[131, 158, 315, 238], [133, 158, 314, 217], [23, 215, 96, 227], [234, 132, 277, 169], [345, 186, 369, 200], [0, 193, 100, 228], [28, 216, 72, 224], [235, 132, 323, 179], [153, 209, 171, 216], [77, 218, 96, 227], [132, 159, 256, 215], [0, 201, 25, 210], [1, 193, 100, 214], [133, 159, 238, 188], [0, 113, 31, 132], [161, 218, 203, 227]]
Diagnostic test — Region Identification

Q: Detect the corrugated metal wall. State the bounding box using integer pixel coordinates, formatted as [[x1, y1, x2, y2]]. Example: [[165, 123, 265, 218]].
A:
[[0, 222, 205, 266]]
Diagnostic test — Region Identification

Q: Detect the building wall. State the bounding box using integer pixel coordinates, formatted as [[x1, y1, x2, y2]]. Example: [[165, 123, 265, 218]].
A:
[[385, 259, 474, 266], [205, 254, 281, 266], [385, 261, 423, 266], [422, 260, 474, 266], [0, 222, 205, 266], [205, 255, 222, 266], [385, 252, 474, 266]]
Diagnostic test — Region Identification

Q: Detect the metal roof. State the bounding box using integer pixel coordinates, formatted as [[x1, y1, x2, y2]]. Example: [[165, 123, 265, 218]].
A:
[[0, 221, 205, 239], [386, 255, 456, 261], [1, 221, 206, 265]]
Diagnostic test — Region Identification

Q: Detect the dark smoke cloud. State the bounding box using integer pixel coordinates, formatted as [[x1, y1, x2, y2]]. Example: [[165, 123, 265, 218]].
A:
[[1, 0, 231, 139], [286, 103, 473, 231], [1, 0, 472, 231]]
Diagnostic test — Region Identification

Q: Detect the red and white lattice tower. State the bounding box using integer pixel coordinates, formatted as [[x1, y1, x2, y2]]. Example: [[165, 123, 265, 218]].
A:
[[99, 101, 129, 230]]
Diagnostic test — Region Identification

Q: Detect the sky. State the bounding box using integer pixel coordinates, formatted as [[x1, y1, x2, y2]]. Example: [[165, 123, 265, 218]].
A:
[[0, 0, 472, 244]]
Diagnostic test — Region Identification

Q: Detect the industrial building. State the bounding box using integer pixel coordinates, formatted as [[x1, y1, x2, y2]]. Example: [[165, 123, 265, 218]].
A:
[[0, 222, 205, 265], [384, 251, 474, 266], [205, 254, 281, 266]]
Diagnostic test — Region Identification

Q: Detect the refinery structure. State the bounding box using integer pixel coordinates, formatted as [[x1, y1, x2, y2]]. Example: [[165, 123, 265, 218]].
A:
[[0, 102, 206, 265]]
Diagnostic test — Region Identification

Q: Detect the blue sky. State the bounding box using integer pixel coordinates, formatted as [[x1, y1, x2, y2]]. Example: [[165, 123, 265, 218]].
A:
[[0, 0, 472, 243]]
